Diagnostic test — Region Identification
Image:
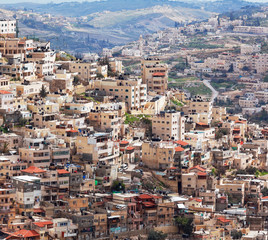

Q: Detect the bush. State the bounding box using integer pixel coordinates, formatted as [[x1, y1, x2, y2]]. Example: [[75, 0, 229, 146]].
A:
[[111, 180, 125, 192], [147, 230, 167, 240], [175, 216, 194, 236], [231, 230, 242, 239]]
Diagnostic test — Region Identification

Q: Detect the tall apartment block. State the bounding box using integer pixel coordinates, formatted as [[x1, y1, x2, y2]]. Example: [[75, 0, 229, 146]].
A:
[[141, 57, 168, 95]]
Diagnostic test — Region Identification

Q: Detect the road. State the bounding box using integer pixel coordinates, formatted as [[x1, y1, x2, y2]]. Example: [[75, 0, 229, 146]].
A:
[[203, 79, 219, 103]]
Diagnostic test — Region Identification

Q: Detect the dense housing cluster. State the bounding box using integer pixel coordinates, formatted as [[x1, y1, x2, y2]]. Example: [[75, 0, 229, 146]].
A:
[[2, 5, 268, 240]]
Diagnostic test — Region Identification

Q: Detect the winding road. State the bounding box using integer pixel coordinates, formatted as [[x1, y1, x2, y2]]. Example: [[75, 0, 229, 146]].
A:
[[203, 79, 219, 103]]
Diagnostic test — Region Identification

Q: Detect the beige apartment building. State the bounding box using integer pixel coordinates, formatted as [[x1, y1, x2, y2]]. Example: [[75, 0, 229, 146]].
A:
[[19, 147, 51, 168], [239, 97, 259, 108], [27, 101, 59, 114], [68, 61, 97, 80], [141, 57, 168, 94], [255, 90, 268, 103], [216, 179, 245, 205], [182, 171, 210, 196], [152, 111, 185, 141], [0, 38, 34, 57], [76, 133, 120, 165], [211, 107, 226, 123], [0, 75, 11, 90], [0, 188, 16, 226], [0, 61, 36, 79], [0, 155, 27, 180], [250, 54, 268, 74], [241, 44, 261, 55], [88, 110, 123, 139], [94, 78, 147, 111], [184, 97, 212, 124], [181, 172, 197, 195], [142, 141, 177, 169]]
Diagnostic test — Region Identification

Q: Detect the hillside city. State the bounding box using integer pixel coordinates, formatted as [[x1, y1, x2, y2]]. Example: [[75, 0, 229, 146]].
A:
[[1, 3, 268, 240]]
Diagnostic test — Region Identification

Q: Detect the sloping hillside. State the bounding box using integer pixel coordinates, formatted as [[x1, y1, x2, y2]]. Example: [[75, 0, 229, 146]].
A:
[[86, 5, 212, 28]]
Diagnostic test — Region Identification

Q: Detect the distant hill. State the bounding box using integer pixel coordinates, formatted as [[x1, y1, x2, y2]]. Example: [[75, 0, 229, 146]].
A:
[[0, 0, 261, 53], [0, 0, 259, 17]]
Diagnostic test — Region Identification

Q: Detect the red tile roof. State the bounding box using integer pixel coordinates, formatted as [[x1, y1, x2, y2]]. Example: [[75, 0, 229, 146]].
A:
[[0, 90, 12, 95], [33, 221, 53, 228], [190, 198, 202, 202], [7, 229, 40, 238], [57, 169, 70, 174], [152, 72, 165, 77], [235, 120, 245, 124], [126, 146, 135, 151], [196, 122, 208, 126], [120, 141, 129, 145], [66, 129, 78, 133], [175, 146, 184, 152], [217, 217, 231, 223], [189, 165, 206, 172], [21, 166, 46, 174], [142, 201, 156, 207], [262, 196, 268, 199], [33, 208, 45, 213], [175, 140, 189, 146], [138, 194, 153, 200]]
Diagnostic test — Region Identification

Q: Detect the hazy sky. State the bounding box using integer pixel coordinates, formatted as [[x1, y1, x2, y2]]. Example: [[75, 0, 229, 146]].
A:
[[1, 0, 268, 3]]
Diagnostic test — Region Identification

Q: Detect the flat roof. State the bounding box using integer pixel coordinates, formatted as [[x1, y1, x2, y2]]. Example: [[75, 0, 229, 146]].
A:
[[113, 193, 138, 198], [13, 175, 41, 182]]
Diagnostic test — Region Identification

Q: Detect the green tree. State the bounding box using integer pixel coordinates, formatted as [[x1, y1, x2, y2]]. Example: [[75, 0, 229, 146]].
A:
[[73, 76, 80, 86], [175, 216, 194, 236], [111, 180, 125, 192], [231, 229, 242, 239], [264, 75, 268, 82], [215, 128, 229, 140], [39, 85, 47, 98], [147, 230, 167, 240], [228, 63, 234, 73], [261, 187, 268, 197], [96, 73, 104, 79]]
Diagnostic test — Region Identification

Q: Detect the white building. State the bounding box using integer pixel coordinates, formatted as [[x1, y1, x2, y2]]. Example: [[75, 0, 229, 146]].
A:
[[0, 19, 16, 38], [0, 90, 14, 112]]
